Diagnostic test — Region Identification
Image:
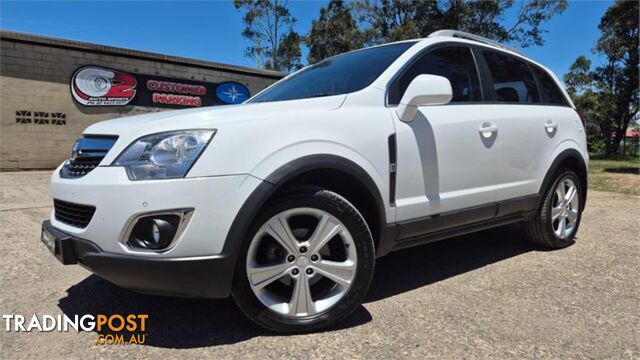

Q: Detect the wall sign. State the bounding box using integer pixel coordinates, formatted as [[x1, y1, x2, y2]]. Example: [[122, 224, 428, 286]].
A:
[[71, 65, 251, 108], [71, 66, 137, 106], [216, 82, 251, 104]]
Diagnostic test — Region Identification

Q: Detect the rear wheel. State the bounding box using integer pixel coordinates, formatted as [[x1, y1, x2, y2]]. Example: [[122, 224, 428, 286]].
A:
[[232, 187, 375, 333], [526, 169, 583, 248]]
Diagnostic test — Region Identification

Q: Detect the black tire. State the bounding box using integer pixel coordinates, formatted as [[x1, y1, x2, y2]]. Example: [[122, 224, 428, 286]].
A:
[[526, 168, 583, 249], [231, 186, 375, 333]]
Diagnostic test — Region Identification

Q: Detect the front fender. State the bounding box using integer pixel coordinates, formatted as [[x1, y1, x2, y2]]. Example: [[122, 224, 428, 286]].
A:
[[252, 144, 392, 224]]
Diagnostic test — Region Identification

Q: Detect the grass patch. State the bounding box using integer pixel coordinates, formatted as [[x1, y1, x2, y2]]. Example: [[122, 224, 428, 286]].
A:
[[589, 154, 640, 195]]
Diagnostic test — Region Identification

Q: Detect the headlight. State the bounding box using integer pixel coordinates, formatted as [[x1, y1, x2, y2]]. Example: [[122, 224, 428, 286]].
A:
[[113, 130, 215, 180]]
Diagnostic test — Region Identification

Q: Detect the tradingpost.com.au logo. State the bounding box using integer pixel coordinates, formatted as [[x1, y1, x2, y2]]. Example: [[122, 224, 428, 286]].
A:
[[3, 314, 148, 345]]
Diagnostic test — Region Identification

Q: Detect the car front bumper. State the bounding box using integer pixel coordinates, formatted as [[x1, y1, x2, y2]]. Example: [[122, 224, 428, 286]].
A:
[[44, 165, 273, 298], [42, 220, 235, 298], [49, 166, 262, 257]]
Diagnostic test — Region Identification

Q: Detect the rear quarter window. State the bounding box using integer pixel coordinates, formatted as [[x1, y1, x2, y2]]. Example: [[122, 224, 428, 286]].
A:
[[532, 66, 569, 106]]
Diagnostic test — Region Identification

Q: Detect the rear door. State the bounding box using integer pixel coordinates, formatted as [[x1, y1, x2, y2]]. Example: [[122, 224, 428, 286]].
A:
[[389, 45, 500, 222], [478, 50, 566, 202]]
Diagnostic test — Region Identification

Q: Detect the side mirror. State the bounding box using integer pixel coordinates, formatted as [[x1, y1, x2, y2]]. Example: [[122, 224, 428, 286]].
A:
[[396, 74, 453, 122]]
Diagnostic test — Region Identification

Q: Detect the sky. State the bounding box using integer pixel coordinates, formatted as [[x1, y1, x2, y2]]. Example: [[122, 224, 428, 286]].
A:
[[0, 0, 613, 79]]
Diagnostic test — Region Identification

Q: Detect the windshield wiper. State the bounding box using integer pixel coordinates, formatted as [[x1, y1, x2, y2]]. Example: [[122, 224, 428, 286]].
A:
[[309, 92, 339, 98]]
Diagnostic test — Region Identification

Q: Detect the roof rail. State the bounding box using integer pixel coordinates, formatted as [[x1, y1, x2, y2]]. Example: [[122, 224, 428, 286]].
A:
[[428, 29, 523, 56]]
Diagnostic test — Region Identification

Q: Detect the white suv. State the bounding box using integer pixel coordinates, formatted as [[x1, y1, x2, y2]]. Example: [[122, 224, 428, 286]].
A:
[[42, 30, 588, 333]]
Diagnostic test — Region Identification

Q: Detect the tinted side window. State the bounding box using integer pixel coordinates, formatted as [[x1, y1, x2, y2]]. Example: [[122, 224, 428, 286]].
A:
[[532, 66, 568, 106], [388, 46, 481, 105], [482, 51, 540, 104]]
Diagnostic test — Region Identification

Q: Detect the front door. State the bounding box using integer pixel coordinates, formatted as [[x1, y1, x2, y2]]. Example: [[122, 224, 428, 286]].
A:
[[387, 45, 499, 222]]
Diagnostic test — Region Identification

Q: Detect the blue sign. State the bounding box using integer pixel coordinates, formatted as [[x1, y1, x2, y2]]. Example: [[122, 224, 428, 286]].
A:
[[215, 82, 250, 104]]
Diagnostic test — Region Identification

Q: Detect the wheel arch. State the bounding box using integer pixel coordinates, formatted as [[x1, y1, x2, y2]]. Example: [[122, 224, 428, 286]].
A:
[[232, 154, 391, 253], [264, 155, 388, 252], [538, 148, 588, 211]]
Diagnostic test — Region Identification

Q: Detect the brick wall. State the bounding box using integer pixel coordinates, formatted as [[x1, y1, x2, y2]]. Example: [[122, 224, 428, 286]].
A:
[[0, 33, 283, 170]]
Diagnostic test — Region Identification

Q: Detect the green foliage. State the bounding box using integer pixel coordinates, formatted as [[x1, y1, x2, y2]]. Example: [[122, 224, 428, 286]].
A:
[[351, 0, 420, 43], [387, 19, 420, 42], [352, 0, 568, 46], [588, 138, 606, 155], [306, 0, 365, 64], [270, 31, 302, 71], [564, 55, 592, 95], [564, 0, 639, 155], [620, 143, 638, 156], [234, 0, 302, 72]]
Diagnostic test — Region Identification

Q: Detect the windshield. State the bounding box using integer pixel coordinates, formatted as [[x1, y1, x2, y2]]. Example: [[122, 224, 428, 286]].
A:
[[249, 42, 417, 103]]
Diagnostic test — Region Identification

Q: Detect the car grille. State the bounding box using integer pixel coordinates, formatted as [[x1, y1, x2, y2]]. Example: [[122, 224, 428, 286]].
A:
[[54, 199, 96, 228], [60, 135, 118, 178], [64, 158, 102, 175]]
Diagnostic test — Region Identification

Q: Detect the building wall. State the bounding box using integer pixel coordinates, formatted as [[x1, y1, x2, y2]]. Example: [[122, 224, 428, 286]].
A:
[[0, 34, 282, 170]]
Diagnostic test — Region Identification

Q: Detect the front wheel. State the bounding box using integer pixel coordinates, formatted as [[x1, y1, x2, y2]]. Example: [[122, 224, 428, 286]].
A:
[[526, 169, 584, 249], [232, 187, 375, 333]]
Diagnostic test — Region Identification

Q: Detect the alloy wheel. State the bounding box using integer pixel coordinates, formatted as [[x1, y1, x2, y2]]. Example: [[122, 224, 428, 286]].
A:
[[246, 207, 357, 318], [551, 178, 580, 239]]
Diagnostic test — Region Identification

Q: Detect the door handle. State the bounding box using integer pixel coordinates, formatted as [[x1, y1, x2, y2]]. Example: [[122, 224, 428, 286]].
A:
[[478, 123, 498, 138], [545, 119, 558, 133]]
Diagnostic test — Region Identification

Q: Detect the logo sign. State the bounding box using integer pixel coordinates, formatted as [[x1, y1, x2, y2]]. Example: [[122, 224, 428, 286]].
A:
[[216, 82, 250, 104], [71, 66, 137, 106], [71, 66, 251, 109]]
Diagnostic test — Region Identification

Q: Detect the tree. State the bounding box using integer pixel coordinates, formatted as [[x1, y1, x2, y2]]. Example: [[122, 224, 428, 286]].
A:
[[353, 0, 568, 47], [387, 19, 420, 42], [594, 0, 639, 154], [564, 0, 639, 155], [273, 31, 302, 71], [352, 0, 418, 44], [234, 0, 302, 72], [564, 56, 608, 153], [306, 0, 365, 64]]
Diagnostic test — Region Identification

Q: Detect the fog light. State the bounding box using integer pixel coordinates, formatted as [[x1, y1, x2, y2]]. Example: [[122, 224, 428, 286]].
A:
[[129, 215, 179, 250], [123, 209, 193, 252]]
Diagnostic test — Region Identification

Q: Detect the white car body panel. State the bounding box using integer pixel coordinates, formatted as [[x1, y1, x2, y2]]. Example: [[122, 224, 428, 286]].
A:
[[87, 95, 346, 167], [392, 105, 500, 221], [492, 105, 587, 201], [49, 165, 261, 257]]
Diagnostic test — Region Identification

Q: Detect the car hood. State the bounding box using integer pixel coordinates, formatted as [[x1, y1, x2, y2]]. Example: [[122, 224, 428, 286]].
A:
[[84, 95, 346, 137]]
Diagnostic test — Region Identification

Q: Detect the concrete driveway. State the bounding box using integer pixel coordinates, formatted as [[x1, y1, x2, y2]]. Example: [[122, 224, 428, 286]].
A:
[[0, 171, 638, 358]]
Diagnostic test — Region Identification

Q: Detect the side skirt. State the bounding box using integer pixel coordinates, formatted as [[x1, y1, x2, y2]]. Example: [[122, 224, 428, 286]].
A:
[[377, 195, 539, 256]]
